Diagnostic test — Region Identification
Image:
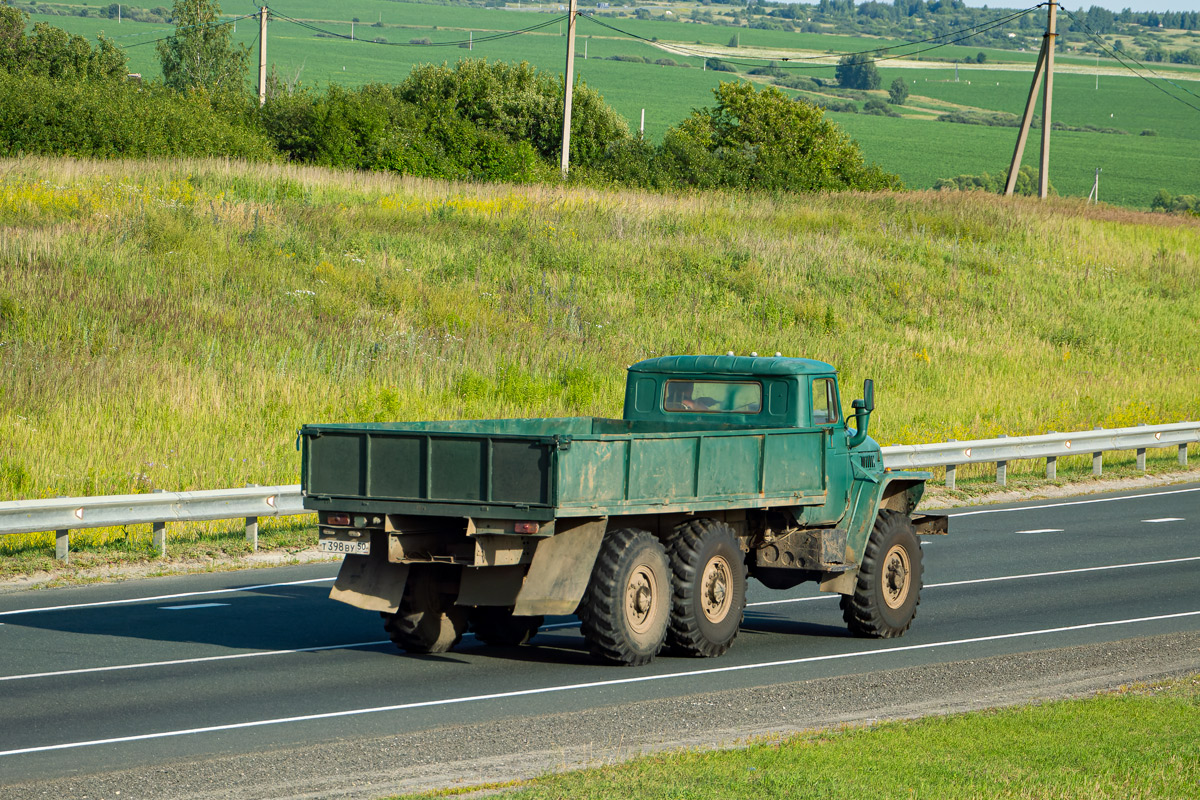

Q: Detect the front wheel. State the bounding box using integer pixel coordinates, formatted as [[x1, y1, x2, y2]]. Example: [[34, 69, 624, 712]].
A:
[[578, 529, 672, 666], [840, 510, 923, 638]]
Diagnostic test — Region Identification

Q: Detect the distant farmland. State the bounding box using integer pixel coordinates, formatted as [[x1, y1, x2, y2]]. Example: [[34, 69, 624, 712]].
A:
[[22, 0, 1200, 207]]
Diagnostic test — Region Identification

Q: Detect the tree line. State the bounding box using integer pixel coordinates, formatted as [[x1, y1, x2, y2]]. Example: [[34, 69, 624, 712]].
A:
[[0, 1, 899, 194]]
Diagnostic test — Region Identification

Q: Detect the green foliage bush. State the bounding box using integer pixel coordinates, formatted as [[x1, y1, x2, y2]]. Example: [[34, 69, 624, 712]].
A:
[[0, 71, 275, 159], [1150, 189, 1199, 214], [836, 53, 881, 90], [257, 82, 542, 182], [592, 82, 900, 193], [888, 77, 909, 105], [863, 97, 898, 117], [774, 75, 819, 92], [0, 7, 127, 79], [934, 165, 1052, 197]]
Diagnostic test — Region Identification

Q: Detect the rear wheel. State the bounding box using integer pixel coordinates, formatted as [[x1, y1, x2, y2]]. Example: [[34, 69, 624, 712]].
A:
[[840, 510, 923, 638], [382, 565, 468, 654], [578, 528, 671, 666], [666, 519, 747, 657], [469, 607, 544, 647]]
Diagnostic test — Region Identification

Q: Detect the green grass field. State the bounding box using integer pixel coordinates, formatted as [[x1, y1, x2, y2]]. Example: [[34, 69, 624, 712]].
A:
[[398, 675, 1200, 800], [20, 2, 1200, 205]]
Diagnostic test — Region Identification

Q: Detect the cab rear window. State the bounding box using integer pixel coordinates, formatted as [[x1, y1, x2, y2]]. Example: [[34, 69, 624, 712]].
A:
[[663, 380, 762, 414]]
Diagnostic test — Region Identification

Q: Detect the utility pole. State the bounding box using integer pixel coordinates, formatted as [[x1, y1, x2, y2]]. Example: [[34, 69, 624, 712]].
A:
[[560, 0, 578, 179], [1004, 0, 1056, 199], [1087, 167, 1101, 203], [258, 5, 268, 107]]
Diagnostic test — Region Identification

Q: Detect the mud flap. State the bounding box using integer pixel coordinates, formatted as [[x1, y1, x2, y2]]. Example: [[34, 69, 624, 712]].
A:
[[512, 517, 607, 616], [330, 553, 410, 613]]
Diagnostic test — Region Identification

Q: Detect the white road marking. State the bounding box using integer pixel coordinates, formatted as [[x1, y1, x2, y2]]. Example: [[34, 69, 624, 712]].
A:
[[927, 555, 1200, 589], [1143, 518, 1184, 523], [948, 486, 1200, 518], [1015, 529, 1064, 534], [0, 641, 392, 683], [745, 555, 1200, 608], [160, 604, 230, 611], [0, 577, 336, 617], [0, 625, 585, 684], [3, 609, 1197, 758]]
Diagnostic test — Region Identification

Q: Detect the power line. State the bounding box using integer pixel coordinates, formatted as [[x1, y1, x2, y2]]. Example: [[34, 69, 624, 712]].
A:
[[581, 5, 1042, 71], [1060, 6, 1200, 115], [120, 13, 256, 49], [267, 9, 570, 49]]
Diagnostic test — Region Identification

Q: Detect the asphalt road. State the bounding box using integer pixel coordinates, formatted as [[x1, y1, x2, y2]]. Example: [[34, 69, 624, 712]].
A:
[[2, 483, 1198, 798]]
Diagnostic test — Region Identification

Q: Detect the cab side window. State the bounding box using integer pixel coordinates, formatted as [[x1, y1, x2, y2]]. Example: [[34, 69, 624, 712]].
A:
[[811, 378, 839, 425]]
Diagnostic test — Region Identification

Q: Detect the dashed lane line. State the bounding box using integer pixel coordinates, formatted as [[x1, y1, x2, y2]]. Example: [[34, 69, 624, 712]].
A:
[[948, 486, 1200, 518], [3, 609, 1198, 759], [0, 577, 337, 617]]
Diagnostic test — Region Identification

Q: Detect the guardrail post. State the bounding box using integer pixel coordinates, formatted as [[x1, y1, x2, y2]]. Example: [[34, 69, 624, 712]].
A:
[[1046, 455, 1057, 480], [996, 434, 1007, 486], [152, 488, 166, 557], [1180, 443, 1189, 467], [945, 439, 957, 489], [1093, 425, 1103, 476], [246, 516, 259, 551], [56, 529, 69, 562], [1136, 423, 1147, 470]]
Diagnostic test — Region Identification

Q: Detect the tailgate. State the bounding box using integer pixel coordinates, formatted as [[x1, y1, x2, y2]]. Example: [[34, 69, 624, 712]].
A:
[[301, 426, 561, 514]]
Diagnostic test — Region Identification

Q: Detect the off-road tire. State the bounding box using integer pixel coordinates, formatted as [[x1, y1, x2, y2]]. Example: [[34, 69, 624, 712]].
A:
[[666, 519, 747, 657], [840, 509, 923, 638], [381, 565, 468, 654], [469, 607, 544, 647], [577, 528, 671, 666]]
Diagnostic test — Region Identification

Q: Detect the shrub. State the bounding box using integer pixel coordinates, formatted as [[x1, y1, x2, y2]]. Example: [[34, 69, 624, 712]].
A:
[[835, 53, 881, 90], [774, 75, 819, 92], [657, 82, 900, 192], [888, 77, 909, 105], [394, 60, 630, 166], [863, 97, 898, 117], [0, 71, 276, 159]]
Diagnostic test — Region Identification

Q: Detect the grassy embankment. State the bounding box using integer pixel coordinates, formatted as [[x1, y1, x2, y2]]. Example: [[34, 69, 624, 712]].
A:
[[27, 2, 1200, 205], [399, 675, 1200, 800], [1, 157, 1198, 568]]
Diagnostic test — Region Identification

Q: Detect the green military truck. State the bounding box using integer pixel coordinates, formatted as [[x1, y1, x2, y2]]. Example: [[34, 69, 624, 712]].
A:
[[299, 355, 947, 666]]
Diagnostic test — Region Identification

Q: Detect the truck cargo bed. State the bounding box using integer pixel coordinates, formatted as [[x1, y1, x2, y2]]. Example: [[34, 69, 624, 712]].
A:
[[300, 417, 829, 520]]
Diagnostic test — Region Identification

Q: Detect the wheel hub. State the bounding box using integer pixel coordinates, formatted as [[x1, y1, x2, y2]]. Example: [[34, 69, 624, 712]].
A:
[[882, 543, 911, 610], [700, 555, 733, 623], [626, 565, 659, 634]]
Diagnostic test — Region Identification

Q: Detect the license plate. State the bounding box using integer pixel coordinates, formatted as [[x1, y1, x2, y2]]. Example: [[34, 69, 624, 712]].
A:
[[319, 538, 370, 555]]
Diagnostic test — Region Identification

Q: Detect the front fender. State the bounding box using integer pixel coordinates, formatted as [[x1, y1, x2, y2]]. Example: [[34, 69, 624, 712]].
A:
[[820, 470, 932, 595]]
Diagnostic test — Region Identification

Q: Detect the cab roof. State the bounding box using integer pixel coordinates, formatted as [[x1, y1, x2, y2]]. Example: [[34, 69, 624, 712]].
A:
[[629, 355, 836, 377]]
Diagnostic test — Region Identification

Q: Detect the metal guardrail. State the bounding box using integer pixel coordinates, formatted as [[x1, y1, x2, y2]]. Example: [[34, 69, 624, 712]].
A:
[[0, 423, 1195, 561], [0, 485, 306, 561], [880, 421, 1198, 489]]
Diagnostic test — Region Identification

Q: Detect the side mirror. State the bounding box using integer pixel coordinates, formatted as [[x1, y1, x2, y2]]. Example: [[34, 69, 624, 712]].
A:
[[847, 378, 874, 449]]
